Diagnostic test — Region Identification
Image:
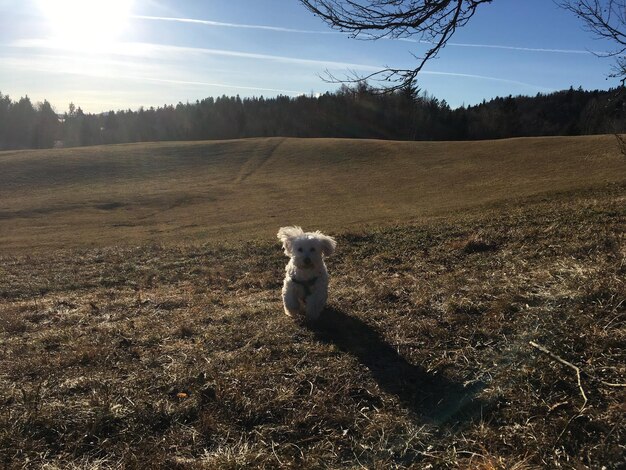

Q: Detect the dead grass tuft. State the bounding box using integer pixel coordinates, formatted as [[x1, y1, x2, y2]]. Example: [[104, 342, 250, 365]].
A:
[[462, 236, 499, 254]]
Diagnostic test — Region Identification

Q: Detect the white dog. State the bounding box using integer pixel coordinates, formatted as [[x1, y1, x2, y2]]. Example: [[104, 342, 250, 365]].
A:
[[277, 226, 337, 321]]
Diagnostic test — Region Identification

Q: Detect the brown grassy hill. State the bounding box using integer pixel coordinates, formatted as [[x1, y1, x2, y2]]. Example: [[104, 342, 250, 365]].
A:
[[1, 135, 624, 251], [0, 136, 624, 468], [0, 184, 624, 468]]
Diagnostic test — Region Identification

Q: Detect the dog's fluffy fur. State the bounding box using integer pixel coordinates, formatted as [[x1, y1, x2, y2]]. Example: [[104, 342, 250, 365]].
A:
[[277, 226, 336, 321]]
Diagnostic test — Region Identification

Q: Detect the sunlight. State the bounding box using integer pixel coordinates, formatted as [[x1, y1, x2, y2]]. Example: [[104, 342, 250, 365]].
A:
[[38, 0, 134, 51]]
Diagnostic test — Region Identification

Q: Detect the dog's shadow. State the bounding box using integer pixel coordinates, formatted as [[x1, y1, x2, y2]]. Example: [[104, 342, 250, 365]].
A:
[[310, 307, 486, 426]]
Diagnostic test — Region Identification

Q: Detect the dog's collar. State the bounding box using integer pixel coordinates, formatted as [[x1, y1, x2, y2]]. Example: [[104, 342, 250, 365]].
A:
[[291, 276, 318, 297]]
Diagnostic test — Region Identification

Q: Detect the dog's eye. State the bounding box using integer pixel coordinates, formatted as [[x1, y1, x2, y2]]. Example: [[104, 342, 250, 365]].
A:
[[310, 247, 316, 252], [297, 247, 303, 252]]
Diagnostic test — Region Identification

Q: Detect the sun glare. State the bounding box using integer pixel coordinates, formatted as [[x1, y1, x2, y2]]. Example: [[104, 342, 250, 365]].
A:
[[38, 0, 134, 50]]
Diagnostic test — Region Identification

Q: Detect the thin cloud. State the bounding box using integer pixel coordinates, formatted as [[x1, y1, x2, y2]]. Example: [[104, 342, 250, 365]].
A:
[[133, 14, 607, 56], [447, 42, 598, 55], [397, 38, 604, 55], [132, 15, 339, 35], [11, 38, 382, 71], [139, 43, 381, 71], [419, 71, 554, 92], [3, 55, 307, 95], [134, 76, 305, 95], [7, 40, 551, 93]]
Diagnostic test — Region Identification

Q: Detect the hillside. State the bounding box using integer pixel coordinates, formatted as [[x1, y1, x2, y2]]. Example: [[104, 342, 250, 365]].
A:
[[1, 136, 625, 467], [1, 135, 625, 252], [1, 181, 624, 468]]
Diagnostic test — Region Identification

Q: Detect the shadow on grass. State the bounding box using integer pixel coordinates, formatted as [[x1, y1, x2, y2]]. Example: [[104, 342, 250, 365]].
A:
[[311, 306, 486, 426]]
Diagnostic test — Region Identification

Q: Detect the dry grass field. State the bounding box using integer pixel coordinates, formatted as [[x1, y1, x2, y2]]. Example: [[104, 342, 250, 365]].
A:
[[0, 136, 625, 468], [0, 135, 624, 251]]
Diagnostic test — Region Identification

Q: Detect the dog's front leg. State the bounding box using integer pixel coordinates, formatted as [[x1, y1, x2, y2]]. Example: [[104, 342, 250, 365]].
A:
[[283, 285, 301, 317], [305, 292, 326, 322]]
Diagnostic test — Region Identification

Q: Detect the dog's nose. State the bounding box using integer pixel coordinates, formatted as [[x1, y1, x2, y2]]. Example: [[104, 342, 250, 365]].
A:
[[304, 257, 312, 265]]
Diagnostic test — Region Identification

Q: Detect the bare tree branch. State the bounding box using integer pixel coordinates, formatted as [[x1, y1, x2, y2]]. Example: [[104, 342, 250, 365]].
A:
[[300, 0, 493, 91], [557, 0, 626, 83]]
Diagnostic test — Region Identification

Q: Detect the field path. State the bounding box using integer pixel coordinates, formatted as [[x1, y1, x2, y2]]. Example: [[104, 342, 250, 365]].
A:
[[234, 137, 285, 183]]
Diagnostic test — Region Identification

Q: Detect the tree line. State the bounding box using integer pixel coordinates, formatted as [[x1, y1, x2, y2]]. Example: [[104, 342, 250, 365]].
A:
[[0, 84, 625, 150]]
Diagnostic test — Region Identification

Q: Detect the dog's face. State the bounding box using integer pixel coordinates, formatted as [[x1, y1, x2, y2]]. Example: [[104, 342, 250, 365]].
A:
[[277, 226, 336, 270]]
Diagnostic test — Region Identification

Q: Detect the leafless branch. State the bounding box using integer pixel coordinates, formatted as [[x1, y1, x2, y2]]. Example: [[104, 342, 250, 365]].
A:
[[300, 0, 493, 91], [557, 0, 626, 83]]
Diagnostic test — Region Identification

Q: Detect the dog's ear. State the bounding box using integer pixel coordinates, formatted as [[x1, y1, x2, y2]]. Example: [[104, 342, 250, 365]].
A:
[[315, 232, 337, 257], [277, 226, 303, 256]]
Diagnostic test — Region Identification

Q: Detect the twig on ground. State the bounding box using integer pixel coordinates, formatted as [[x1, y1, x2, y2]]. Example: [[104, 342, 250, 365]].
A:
[[529, 341, 626, 411], [529, 341, 587, 411]]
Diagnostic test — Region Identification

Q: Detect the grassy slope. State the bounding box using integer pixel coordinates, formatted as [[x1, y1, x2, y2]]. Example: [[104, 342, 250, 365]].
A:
[[0, 136, 625, 468], [1, 185, 624, 468], [0, 135, 624, 251]]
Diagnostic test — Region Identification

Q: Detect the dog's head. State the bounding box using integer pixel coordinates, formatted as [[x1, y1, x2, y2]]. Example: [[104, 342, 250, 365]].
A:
[[277, 226, 336, 269]]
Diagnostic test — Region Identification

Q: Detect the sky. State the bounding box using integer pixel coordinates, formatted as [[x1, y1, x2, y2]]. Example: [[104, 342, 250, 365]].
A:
[[0, 0, 622, 113]]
